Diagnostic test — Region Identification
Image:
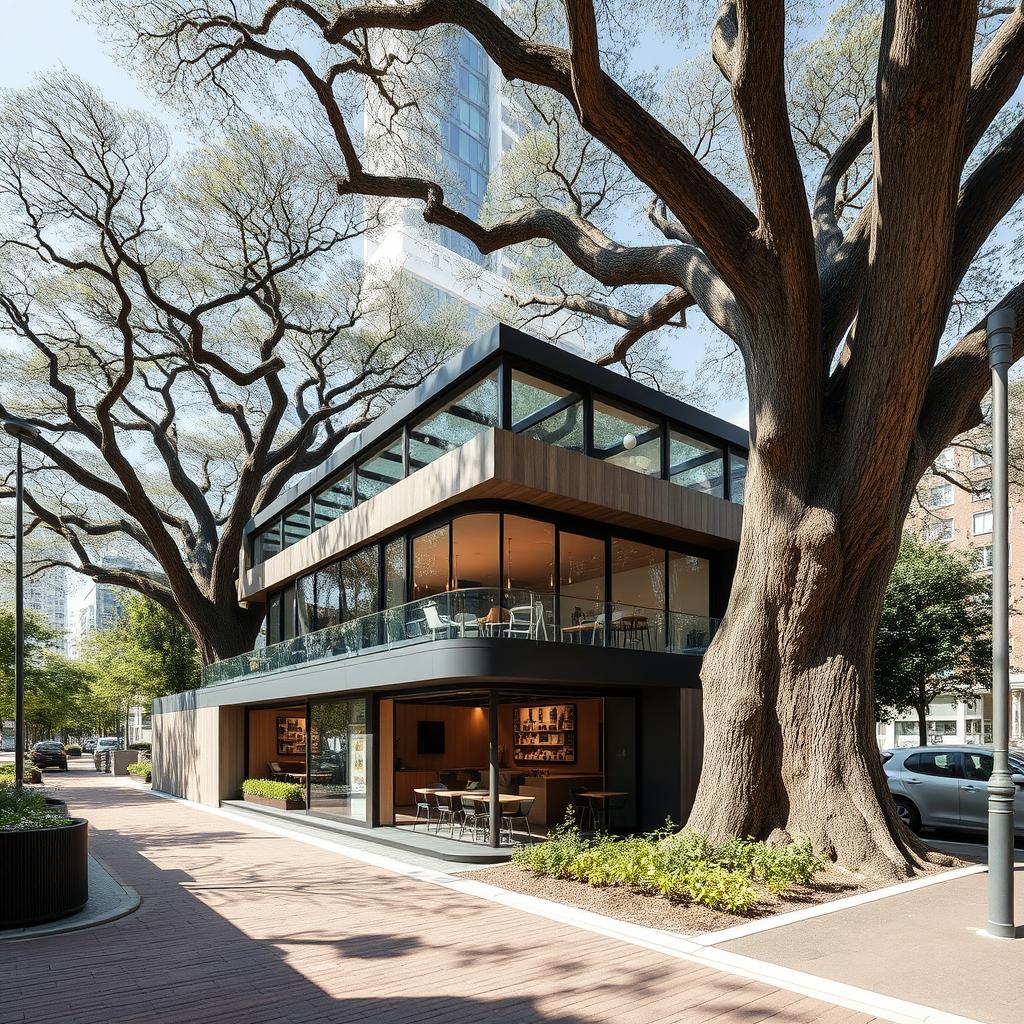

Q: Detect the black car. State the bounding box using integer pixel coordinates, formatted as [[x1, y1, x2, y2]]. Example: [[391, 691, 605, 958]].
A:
[[30, 741, 68, 771]]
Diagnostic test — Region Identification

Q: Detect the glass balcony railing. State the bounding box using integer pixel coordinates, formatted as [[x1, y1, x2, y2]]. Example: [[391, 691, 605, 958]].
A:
[[202, 587, 721, 687]]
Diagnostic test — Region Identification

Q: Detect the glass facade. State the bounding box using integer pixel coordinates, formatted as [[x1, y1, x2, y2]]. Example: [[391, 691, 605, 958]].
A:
[[357, 437, 403, 503], [729, 453, 748, 504], [670, 431, 725, 497], [309, 697, 369, 822], [511, 370, 584, 452], [250, 354, 746, 569], [314, 473, 353, 531], [439, 33, 490, 264], [409, 371, 499, 470], [593, 400, 662, 476]]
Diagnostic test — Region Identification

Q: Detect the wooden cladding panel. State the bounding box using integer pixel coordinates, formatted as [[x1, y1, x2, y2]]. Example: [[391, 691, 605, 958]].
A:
[[240, 429, 742, 604]]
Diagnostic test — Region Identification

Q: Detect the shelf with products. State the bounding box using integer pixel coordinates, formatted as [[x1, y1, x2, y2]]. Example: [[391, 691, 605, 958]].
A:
[[513, 703, 576, 764]]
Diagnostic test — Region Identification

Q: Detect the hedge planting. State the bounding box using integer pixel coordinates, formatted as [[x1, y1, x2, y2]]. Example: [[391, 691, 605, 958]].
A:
[[126, 761, 151, 777], [242, 778, 304, 802]]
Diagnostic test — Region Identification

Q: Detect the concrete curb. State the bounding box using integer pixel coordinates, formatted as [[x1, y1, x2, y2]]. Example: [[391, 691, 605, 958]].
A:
[[127, 779, 984, 1024]]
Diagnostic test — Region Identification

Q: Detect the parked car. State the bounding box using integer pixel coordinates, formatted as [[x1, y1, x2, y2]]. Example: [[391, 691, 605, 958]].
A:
[[82, 738, 97, 753], [883, 745, 1024, 835], [93, 736, 123, 772], [30, 741, 68, 771]]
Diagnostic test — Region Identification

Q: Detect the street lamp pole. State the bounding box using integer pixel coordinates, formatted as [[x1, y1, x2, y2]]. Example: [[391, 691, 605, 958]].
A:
[[986, 307, 1017, 940], [2, 418, 40, 795]]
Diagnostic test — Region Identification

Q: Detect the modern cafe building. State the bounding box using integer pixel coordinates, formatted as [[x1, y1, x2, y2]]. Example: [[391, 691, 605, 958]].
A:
[[152, 325, 747, 851]]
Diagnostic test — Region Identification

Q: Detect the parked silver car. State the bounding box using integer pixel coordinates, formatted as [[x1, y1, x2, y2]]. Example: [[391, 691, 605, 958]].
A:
[[883, 745, 1024, 835]]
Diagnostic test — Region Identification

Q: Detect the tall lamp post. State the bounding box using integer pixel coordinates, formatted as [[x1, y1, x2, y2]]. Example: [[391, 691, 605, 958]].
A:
[[986, 308, 1017, 939], [2, 417, 41, 794]]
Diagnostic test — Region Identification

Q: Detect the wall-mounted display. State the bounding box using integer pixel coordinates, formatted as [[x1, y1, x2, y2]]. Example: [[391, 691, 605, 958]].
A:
[[277, 716, 307, 756], [513, 704, 576, 764]]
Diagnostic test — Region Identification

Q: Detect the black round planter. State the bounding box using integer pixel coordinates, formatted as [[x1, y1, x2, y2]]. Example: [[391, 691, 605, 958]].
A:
[[0, 819, 89, 928]]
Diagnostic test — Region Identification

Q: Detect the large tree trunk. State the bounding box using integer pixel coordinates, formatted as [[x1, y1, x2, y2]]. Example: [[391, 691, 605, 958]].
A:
[[182, 601, 265, 668], [686, 465, 949, 881]]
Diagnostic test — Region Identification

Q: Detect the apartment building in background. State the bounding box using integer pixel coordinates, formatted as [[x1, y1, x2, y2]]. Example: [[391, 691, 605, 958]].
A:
[[363, 19, 578, 347], [1, 566, 68, 649], [881, 411, 1024, 748]]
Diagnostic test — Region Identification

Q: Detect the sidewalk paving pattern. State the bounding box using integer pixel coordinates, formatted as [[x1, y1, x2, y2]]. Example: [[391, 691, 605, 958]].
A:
[[719, 864, 1024, 1024], [1, 765, 882, 1024]]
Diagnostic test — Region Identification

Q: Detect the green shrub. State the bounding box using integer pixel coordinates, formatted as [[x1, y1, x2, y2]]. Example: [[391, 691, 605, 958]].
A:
[[242, 778, 304, 802], [511, 813, 825, 914], [128, 742, 151, 752], [126, 761, 151, 777], [64, 745, 82, 757], [0, 782, 70, 832]]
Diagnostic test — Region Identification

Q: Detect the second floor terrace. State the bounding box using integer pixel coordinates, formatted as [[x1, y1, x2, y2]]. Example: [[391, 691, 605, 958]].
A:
[[203, 585, 723, 687]]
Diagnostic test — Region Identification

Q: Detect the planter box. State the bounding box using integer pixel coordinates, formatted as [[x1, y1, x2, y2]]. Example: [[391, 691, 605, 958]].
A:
[[0, 818, 89, 928], [244, 792, 305, 811], [128, 773, 151, 784]]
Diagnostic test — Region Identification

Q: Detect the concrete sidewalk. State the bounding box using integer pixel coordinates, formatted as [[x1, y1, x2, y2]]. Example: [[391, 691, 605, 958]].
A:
[[1, 764, 882, 1024], [715, 864, 1024, 1024]]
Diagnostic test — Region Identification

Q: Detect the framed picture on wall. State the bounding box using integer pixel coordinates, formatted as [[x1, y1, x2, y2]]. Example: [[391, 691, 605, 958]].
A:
[[277, 716, 307, 756]]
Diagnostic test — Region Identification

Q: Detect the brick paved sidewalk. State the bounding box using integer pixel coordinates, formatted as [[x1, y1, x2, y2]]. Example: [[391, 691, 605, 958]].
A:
[[1, 766, 882, 1024]]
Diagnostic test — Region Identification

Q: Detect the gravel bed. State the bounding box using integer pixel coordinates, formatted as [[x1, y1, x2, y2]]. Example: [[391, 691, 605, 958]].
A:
[[471, 862, 882, 935]]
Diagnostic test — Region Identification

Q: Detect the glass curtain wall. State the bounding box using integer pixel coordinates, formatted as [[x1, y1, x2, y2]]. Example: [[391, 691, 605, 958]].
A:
[[256, 521, 281, 562], [670, 431, 725, 497], [592, 400, 662, 476], [341, 546, 379, 648], [314, 563, 341, 630], [356, 436, 404, 502], [610, 539, 666, 649], [282, 505, 311, 550], [309, 697, 370, 823], [729, 453, 748, 503], [668, 552, 711, 652], [409, 372, 499, 471], [559, 532, 605, 642], [503, 515, 555, 640], [451, 514, 499, 627], [314, 472, 353, 531], [511, 370, 584, 452]]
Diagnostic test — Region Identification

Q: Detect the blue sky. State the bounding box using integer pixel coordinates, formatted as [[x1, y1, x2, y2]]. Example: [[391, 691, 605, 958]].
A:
[[0, 1, 749, 429]]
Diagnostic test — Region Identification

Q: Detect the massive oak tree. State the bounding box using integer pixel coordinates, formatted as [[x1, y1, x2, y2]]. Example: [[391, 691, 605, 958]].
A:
[[0, 76, 460, 664], [93, 0, 1024, 877]]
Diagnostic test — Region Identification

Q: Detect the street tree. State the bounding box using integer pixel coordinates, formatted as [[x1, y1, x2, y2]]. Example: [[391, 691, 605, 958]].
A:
[[0, 75, 464, 666], [0, 605, 91, 743], [875, 534, 992, 747], [92, 0, 1024, 877]]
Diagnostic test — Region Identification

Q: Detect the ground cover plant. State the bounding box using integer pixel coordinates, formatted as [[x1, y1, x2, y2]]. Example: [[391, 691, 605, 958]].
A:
[[0, 783, 70, 832], [512, 816, 826, 913], [241, 779, 304, 803], [126, 761, 151, 777]]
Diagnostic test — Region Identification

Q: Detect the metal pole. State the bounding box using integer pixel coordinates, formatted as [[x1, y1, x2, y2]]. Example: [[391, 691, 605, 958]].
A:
[[14, 438, 24, 795], [986, 307, 1016, 939], [488, 688, 500, 848]]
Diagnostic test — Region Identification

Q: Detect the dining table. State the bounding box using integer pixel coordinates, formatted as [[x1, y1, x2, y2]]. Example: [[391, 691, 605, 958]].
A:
[[577, 790, 629, 831]]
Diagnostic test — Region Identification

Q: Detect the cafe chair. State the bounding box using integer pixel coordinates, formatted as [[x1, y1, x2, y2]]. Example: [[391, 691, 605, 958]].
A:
[[413, 786, 442, 830], [459, 794, 482, 841], [423, 603, 458, 639], [503, 796, 536, 841], [435, 792, 460, 836]]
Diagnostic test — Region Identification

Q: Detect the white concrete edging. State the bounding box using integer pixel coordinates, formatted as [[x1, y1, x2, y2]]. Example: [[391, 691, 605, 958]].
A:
[[125, 780, 983, 1024]]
